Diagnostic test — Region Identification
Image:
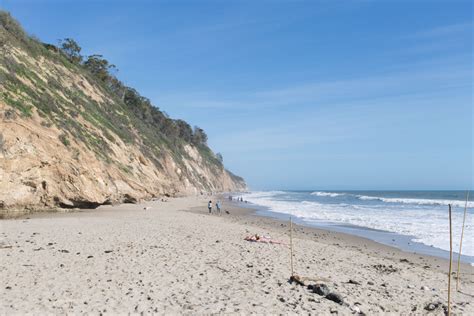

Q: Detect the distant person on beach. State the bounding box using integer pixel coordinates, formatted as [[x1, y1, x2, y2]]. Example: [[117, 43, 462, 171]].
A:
[[216, 200, 221, 214], [208, 200, 212, 213]]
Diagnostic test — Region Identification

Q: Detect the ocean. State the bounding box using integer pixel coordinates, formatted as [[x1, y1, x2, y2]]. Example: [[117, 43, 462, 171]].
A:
[[240, 190, 474, 263]]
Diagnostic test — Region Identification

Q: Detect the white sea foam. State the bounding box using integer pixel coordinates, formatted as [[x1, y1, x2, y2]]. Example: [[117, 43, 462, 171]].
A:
[[311, 191, 345, 197], [310, 191, 473, 208], [356, 195, 474, 208], [242, 191, 474, 257]]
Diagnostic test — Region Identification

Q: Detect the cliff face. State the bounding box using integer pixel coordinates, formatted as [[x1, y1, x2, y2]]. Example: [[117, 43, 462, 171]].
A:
[[0, 12, 246, 215]]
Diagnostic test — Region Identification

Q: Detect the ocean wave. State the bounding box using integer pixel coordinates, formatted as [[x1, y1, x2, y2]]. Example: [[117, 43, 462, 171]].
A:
[[311, 191, 345, 197], [356, 195, 474, 208], [309, 191, 473, 208], [241, 191, 286, 199], [241, 191, 474, 257]]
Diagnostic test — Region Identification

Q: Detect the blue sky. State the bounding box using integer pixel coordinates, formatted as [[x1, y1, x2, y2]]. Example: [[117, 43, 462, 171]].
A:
[[2, 0, 472, 190]]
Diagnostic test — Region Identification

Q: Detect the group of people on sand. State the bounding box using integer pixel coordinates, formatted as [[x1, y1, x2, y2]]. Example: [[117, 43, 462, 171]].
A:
[[207, 200, 221, 214], [228, 196, 245, 202], [208, 195, 250, 214]]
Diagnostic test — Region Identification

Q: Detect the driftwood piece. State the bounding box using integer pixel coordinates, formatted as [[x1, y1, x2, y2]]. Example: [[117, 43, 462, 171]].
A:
[[290, 274, 330, 286]]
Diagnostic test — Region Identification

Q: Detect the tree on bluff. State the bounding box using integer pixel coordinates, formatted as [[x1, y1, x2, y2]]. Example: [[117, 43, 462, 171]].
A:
[[59, 38, 82, 64], [216, 153, 223, 164], [124, 88, 161, 124], [192, 126, 208, 145], [175, 120, 193, 143], [84, 54, 116, 82]]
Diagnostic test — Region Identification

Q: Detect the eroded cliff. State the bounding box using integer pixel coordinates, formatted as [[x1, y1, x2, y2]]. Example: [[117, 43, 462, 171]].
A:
[[0, 12, 246, 215]]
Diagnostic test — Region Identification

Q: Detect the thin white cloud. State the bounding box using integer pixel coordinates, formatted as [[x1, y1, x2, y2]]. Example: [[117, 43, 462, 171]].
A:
[[153, 59, 470, 111], [406, 22, 472, 39], [394, 22, 472, 56]]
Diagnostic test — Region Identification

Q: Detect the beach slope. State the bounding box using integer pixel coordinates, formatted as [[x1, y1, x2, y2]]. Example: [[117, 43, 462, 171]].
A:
[[1, 197, 473, 314]]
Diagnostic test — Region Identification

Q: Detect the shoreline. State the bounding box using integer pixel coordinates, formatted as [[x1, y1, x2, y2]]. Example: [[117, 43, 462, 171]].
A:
[[186, 199, 473, 276], [237, 190, 474, 265], [6, 193, 472, 264], [1, 196, 473, 314], [242, 201, 474, 265]]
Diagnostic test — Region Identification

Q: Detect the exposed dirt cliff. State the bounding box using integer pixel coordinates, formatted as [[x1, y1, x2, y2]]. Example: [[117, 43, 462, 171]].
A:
[[0, 12, 246, 215]]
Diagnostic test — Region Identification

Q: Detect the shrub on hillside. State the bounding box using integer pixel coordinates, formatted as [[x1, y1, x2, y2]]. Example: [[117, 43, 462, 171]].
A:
[[0, 11, 26, 41]]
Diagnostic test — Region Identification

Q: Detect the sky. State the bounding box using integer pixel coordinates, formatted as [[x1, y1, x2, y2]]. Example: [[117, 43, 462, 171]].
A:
[[2, 0, 472, 190]]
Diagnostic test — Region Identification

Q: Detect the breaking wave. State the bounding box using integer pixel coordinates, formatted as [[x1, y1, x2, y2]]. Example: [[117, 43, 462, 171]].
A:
[[356, 195, 473, 208], [242, 190, 474, 257], [311, 191, 345, 197]]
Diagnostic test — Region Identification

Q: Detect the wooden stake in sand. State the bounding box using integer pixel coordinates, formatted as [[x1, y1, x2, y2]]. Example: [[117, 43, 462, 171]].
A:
[[290, 217, 294, 277], [456, 190, 469, 292], [448, 204, 453, 316], [287, 217, 331, 286]]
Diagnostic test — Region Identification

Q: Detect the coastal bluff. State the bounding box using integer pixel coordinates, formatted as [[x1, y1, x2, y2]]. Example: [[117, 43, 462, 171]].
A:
[[0, 12, 246, 215]]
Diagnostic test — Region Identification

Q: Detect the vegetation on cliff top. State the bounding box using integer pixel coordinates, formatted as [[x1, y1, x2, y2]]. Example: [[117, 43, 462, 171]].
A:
[[0, 11, 244, 186]]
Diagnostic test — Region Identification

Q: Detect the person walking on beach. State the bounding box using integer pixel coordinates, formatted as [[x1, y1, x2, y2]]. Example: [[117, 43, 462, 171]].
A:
[[216, 200, 221, 215], [208, 200, 212, 214]]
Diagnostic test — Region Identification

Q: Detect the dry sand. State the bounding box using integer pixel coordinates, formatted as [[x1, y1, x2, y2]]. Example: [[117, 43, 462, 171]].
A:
[[1, 196, 473, 315]]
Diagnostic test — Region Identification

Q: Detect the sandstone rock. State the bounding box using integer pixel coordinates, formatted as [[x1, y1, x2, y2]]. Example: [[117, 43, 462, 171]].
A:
[[326, 292, 344, 305], [351, 305, 361, 314], [348, 279, 360, 285], [313, 284, 331, 296], [425, 303, 437, 311]]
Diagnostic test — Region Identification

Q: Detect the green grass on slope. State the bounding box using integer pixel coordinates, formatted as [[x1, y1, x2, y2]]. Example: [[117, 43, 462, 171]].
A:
[[0, 11, 231, 190]]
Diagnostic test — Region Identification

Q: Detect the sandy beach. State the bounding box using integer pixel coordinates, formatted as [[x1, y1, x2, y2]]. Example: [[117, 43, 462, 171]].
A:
[[1, 196, 473, 315]]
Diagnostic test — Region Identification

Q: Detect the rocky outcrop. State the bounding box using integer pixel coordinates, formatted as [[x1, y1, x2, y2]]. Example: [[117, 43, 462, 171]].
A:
[[0, 112, 245, 215]]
